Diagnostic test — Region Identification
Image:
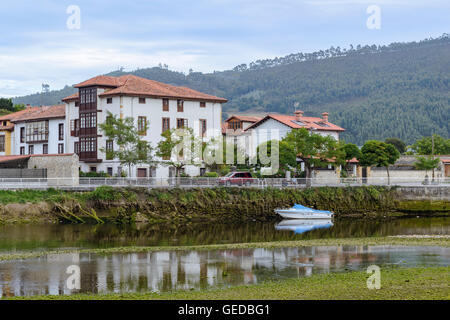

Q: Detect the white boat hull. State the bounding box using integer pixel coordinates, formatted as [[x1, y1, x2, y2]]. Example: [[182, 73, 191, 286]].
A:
[[275, 209, 333, 219]]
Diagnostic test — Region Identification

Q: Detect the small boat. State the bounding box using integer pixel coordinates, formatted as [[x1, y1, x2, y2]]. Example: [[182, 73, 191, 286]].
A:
[[275, 219, 333, 234], [274, 204, 333, 219]]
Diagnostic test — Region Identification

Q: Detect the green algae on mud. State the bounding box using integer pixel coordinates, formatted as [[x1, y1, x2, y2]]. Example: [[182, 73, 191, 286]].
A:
[[0, 236, 449, 262], [5, 266, 449, 300], [0, 186, 448, 225]]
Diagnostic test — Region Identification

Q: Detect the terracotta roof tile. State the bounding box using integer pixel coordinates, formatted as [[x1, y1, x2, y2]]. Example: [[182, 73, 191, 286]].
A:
[[0, 155, 30, 163], [12, 105, 65, 122], [0, 107, 41, 121], [225, 115, 262, 123], [73, 74, 227, 103], [61, 92, 79, 102], [245, 114, 345, 132]]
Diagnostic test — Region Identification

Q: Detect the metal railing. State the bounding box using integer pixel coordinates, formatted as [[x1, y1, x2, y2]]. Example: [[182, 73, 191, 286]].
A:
[[0, 177, 448, 190]]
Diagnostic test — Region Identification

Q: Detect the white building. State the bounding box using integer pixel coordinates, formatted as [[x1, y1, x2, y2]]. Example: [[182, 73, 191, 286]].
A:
[[241, 110, 345, 158], [10, 105, 66, 156], [62, 74, 227, 178]]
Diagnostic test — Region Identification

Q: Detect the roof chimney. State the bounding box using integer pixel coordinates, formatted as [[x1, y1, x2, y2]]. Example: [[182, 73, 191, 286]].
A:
[[321, 112, 329, 122], [294, 110, 304, 121]]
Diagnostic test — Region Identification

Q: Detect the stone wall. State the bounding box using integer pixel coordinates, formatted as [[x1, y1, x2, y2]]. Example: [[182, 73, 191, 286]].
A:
[[27, 154, 79, 186]]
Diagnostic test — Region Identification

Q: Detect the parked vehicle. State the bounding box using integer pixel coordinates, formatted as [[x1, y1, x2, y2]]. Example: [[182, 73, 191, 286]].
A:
[[219, 172, 254, 186]]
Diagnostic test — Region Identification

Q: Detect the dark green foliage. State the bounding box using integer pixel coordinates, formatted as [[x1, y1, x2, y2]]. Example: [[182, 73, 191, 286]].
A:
[[12, 35, 450, 145], [385, 138, 406, 154], [0, 98, 13, 111], [410, 134, 450, 155]]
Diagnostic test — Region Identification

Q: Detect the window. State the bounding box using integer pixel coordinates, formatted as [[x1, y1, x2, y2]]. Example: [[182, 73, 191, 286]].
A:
[[58, 123, 64, 141], [162, 118, 170, 133], [43, 144, 48, 154], [138, 116, 147, 135], [177, 100, 184, 112], [200, 101, 206, 108], [80, 113, 97, 128], [162, 98, 169, 111], [107, 98, 112, 104], [28, 145, 34, 155], [58, 143, 64, 154], [90, 167, 97, 173], [139, 97, 146, 104], [106, 140, 114, 160], [177, 118, 188, 129], [20, 127, 25, 143], [0, 136, 4, 152], [20, 147, 25, 155], [26, 121, 49, 142], [107, 167, 113, 176], [74, 142, 80, 155], [199, 119, 207, 137], [228, 120, 242, 130]]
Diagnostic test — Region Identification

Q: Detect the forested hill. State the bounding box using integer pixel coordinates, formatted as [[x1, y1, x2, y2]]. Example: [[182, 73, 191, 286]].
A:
[[12, 34, 450, 145]]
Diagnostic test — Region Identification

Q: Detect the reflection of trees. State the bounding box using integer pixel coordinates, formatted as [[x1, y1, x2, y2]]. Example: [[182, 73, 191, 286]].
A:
[[1, 217, 449, 252]]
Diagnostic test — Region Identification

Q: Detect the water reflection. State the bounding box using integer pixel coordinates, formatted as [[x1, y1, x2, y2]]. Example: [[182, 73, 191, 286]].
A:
[[0, 246, 448, 297], [0, 217, 449, 253], [275, 219, 333, 234]]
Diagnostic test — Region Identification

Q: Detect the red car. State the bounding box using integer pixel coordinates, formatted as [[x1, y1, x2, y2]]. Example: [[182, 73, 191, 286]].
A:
[[219, 172, 254, 186]]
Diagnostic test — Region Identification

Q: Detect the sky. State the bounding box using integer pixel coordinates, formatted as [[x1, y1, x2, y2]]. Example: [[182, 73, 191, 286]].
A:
[[0, 0, 449, 97]]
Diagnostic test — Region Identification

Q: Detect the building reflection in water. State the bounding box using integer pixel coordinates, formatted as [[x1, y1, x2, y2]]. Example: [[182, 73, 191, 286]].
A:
[[0, 245, 448, 297]]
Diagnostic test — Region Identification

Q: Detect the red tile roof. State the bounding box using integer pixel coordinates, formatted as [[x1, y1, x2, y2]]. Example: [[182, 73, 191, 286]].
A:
[[0, 155, 30, 163], [61, 92, 78, 102], [11, 105, 65, 122], [70, 74, 227, 103], [245, 113, 345, 132], [225, 115, 262, 123], [0, 107, 41, 122]]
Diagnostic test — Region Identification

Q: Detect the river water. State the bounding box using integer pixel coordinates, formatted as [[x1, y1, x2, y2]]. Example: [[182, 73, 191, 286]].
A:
[[0, 245, 448, 297], [0, 217, 449, 253], [0, 216, 448, 297]]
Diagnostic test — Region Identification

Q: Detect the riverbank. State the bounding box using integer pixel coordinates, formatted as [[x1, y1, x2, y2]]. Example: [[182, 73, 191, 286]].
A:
[[1, 236, 448, 261], [6, 266, 449, 300], [0, 186, 448, 224]]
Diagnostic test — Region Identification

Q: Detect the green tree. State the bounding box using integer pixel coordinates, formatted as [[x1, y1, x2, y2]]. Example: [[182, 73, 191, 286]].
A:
[[385, 138, 406, 154], [410, 135, 450, 155], [99, 112, 154, 177], [0, 98, 14, 112], [282, 128, 345, 186], [414, 156, 440, 178], [341, 142, 361, 160], [359, 140, 400, 185], [256, 140, 297, 177], [156, 128, 202, 178]]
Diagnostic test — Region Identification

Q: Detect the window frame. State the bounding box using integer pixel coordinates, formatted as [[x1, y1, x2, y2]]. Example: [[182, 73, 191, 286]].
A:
[[177, 99, 184, 112]]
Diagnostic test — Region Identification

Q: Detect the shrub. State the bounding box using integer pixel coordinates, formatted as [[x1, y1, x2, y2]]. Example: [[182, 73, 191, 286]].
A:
[[204, 172, 219, 177]]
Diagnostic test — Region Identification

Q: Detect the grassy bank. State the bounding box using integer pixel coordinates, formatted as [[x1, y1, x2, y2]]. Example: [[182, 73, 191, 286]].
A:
[[1, 236, 448, 261], [0, 186, 448, 224], [6, 267, 449, 300]]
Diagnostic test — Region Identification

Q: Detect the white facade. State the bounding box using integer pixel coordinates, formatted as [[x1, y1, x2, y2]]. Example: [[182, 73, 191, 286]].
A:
[[65, 90, 223, 178], [246, 118, 341, 158], [13, 118, 66, 156]]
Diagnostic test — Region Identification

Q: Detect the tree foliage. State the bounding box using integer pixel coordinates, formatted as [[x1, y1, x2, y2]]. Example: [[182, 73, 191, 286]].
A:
[[385, 138, 406, 154], [414, 156, 440, 175], [99, 112, 154, 176], [409, 134, 450, 155], [282, 128, 345, 184], [359, 140, 400, 184]]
